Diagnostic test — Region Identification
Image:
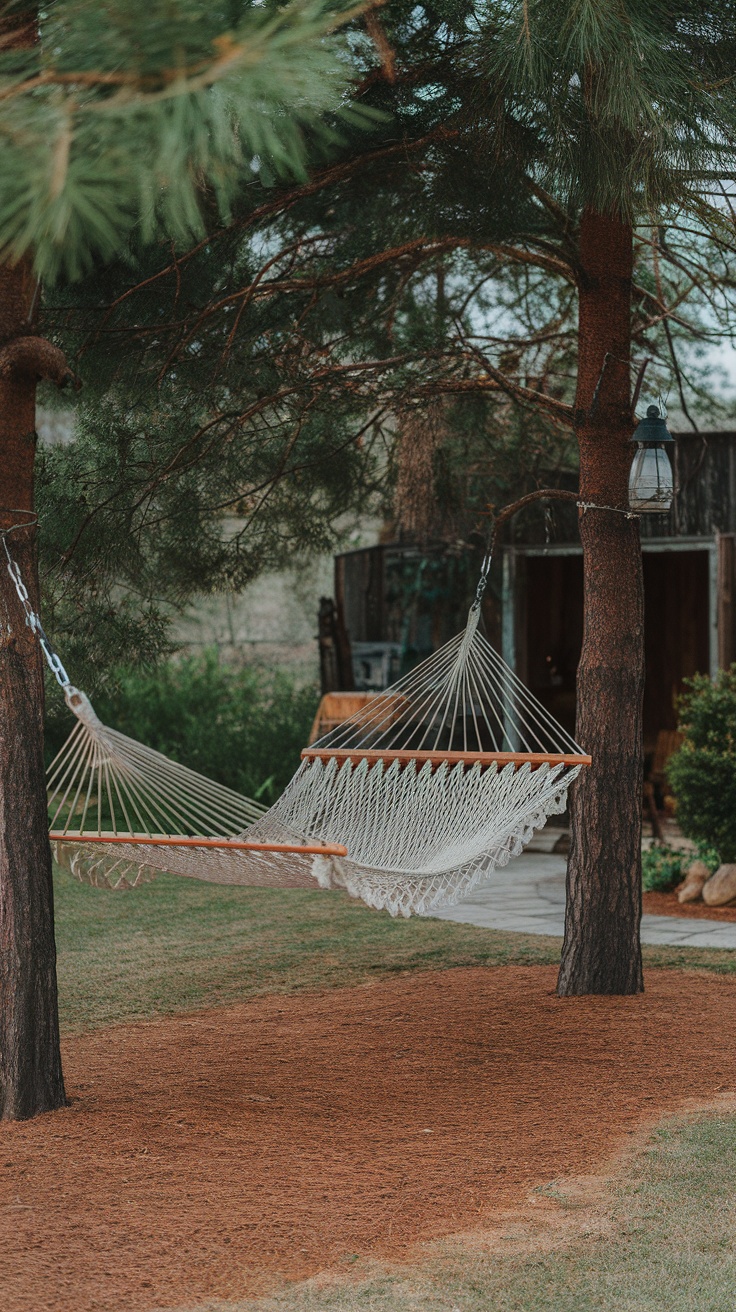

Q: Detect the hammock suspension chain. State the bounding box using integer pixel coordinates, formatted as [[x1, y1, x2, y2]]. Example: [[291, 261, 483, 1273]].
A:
[[3, 536, 72, 689], [471, 551, 492, 613]]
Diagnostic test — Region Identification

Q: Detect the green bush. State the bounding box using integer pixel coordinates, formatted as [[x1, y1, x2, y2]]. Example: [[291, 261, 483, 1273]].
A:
[[46, 652, 319, 806], [641, 845, 687, 893], [667, 666, 736, 863], [641, 842, 719, 894]]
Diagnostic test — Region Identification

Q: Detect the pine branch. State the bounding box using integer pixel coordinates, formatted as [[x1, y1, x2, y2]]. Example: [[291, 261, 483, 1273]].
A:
[[490, 488, 579, 554], [448, 324, 574, 425], [0, 0, 376, 281], [524, 180, 576, 238], [90, 127, 460, 334], [482, 242, 575, 281], [0, 336, 80, 389], [430, 372, 574, 425]]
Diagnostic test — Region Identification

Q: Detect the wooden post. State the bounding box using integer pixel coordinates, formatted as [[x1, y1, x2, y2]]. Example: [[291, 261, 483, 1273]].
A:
[[717, 532, 736, 670]]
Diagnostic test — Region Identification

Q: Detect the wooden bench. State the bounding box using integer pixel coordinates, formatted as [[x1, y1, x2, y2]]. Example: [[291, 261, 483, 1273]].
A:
[[308, 692, 380, 745]]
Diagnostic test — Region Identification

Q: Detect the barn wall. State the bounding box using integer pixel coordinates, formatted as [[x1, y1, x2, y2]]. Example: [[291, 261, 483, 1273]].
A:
[[502, 433, 736, 548], [641, 432, 736, 540]]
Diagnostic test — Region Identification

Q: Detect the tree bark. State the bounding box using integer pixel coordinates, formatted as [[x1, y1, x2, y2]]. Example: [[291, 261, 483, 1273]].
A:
[[557, 208, 644, 996], [0, 258, 67, 1118]]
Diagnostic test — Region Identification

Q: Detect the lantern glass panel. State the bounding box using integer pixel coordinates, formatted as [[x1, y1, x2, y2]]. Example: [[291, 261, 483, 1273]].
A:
[[628, 443, 674, 513]]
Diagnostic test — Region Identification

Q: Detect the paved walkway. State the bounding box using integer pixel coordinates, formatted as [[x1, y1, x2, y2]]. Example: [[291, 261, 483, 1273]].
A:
[[431, 852, 736, 949]]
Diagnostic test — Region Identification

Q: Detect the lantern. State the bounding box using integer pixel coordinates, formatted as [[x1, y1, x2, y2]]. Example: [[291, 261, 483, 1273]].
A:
[[628, 405, 675, 513]]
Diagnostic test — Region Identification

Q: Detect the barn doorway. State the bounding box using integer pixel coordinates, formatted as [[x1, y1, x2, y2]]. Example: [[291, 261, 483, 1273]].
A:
[[513, 546, 712, 753]]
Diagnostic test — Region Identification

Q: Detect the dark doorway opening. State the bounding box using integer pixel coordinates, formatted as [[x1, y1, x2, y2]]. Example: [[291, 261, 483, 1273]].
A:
[[520, 549, 710, 752]]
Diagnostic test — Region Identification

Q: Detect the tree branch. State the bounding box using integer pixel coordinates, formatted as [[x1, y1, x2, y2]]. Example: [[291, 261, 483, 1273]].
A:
[[490, 488, 579, 554], [482, 242, 575, 281], [0, 336, 81, 389], [428, 372, 574, 424], [96, 128, 460, 328], [446, 324, 574, 425]]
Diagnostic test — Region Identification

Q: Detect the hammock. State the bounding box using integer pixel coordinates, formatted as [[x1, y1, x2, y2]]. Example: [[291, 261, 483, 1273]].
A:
[[24, 530, 586, 907], [245, 597, 590, 917], [47, 686, 346, 889]]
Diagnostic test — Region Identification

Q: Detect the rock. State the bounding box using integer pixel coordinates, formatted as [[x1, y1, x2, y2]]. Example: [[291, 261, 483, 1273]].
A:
[[676, 859, 710, 904], [702, 864, 736, 907]]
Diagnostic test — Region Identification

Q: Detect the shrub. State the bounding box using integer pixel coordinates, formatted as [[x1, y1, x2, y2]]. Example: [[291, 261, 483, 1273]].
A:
[[641, 845, 686, 893], [667, 666, 736, 863], [47, 651, 319, 806], [641, 842, 719, 894]]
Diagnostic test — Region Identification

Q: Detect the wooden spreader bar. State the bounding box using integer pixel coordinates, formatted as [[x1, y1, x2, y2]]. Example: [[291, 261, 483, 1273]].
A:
[[302, 748, 591, 771], [50, 833, 348, 857]]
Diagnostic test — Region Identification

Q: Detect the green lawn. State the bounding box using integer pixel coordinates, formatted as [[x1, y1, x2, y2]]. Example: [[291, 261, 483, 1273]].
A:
[[214, 1111, 736, 1312], [54, 864, 736, 1033]]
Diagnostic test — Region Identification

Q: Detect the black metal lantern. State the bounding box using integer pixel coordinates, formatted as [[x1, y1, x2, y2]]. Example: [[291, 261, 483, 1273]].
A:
[[629, 405, 675, 513]]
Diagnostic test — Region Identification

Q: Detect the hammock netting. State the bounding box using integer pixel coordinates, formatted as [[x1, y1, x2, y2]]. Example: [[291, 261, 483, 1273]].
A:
[[47, 689, 345, 890], [243, 605, 589, 915]]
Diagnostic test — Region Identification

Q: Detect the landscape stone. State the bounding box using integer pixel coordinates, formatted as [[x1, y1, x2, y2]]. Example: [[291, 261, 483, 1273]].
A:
[[702, 864, 736, 907], [676, 859, 711, 904]]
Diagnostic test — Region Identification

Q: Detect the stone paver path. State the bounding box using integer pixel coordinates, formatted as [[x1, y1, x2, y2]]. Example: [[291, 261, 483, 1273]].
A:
[[431, 852, 736, 949]]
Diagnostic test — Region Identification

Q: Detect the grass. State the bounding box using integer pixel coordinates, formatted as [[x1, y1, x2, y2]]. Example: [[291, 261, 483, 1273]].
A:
[[54, 867, 736, 1311], [175, 1111, 736, 1312], [54, 863, 736, 1033]]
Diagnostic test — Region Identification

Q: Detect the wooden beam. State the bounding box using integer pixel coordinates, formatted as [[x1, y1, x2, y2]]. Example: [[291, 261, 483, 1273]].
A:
[[718, 532, 736, 669], [50, 834, 348, 856], [301, 748, 591, 769]]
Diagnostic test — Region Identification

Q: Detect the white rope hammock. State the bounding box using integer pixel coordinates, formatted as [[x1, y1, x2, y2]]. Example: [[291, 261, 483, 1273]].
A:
[[31, 536, 588, 909], [245, 599, 590, 916], [47, 688, 346, 890]]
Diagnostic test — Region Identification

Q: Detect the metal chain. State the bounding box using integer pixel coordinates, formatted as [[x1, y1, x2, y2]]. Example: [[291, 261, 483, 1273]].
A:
[[577, 500, 640, 521], [2, 537, 72, 689], [471, 551, 492, 612]]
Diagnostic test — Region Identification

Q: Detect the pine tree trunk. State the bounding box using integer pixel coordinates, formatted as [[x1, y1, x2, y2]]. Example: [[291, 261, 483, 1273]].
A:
[[0, 259, 66, 1119], [557, 208, 644, 996]]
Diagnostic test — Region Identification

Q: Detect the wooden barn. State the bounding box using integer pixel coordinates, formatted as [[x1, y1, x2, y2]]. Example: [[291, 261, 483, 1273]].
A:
[[502, 430, 736, 754], [326, 431, 736, 762]]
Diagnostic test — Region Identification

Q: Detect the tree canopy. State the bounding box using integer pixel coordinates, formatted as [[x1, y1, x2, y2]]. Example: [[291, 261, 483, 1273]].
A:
[[0, 0, 370, 281], [40, 0, 736, 685]]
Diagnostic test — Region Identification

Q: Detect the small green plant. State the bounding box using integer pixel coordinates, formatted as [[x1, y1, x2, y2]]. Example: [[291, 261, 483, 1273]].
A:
[[667, 667, 736, 862], [694, 842, 721, 876], [641, 845, 686, 893]]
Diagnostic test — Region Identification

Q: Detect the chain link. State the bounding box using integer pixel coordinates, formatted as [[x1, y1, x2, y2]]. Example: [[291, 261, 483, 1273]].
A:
[[471, 551, 492, 612], [577, 500, 640, 521], [2, 537, 72, 688]]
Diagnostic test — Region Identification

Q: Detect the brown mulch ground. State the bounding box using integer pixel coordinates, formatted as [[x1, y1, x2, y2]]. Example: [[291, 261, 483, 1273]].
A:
[[2, 967, 736, 1312], [643, 890, 736, 920]]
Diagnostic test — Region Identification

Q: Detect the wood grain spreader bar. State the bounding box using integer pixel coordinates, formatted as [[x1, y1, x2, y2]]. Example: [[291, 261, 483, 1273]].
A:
[[302, 748, 591, 770], [50, 834, 348, 856]]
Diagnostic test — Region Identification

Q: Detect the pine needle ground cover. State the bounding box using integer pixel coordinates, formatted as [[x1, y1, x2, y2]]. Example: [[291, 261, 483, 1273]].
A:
[[3, 961, 736, 1312], [218, 1110, 736, 1312], [53, 865, 736, 1032]]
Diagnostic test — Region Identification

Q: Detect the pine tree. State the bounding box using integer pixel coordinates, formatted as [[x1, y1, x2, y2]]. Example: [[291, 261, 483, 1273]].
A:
[[0, 0, 365, 281], [480, 2, 736, 995], [0, 0, 363, 1120], [49, 0, 736, 998]]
